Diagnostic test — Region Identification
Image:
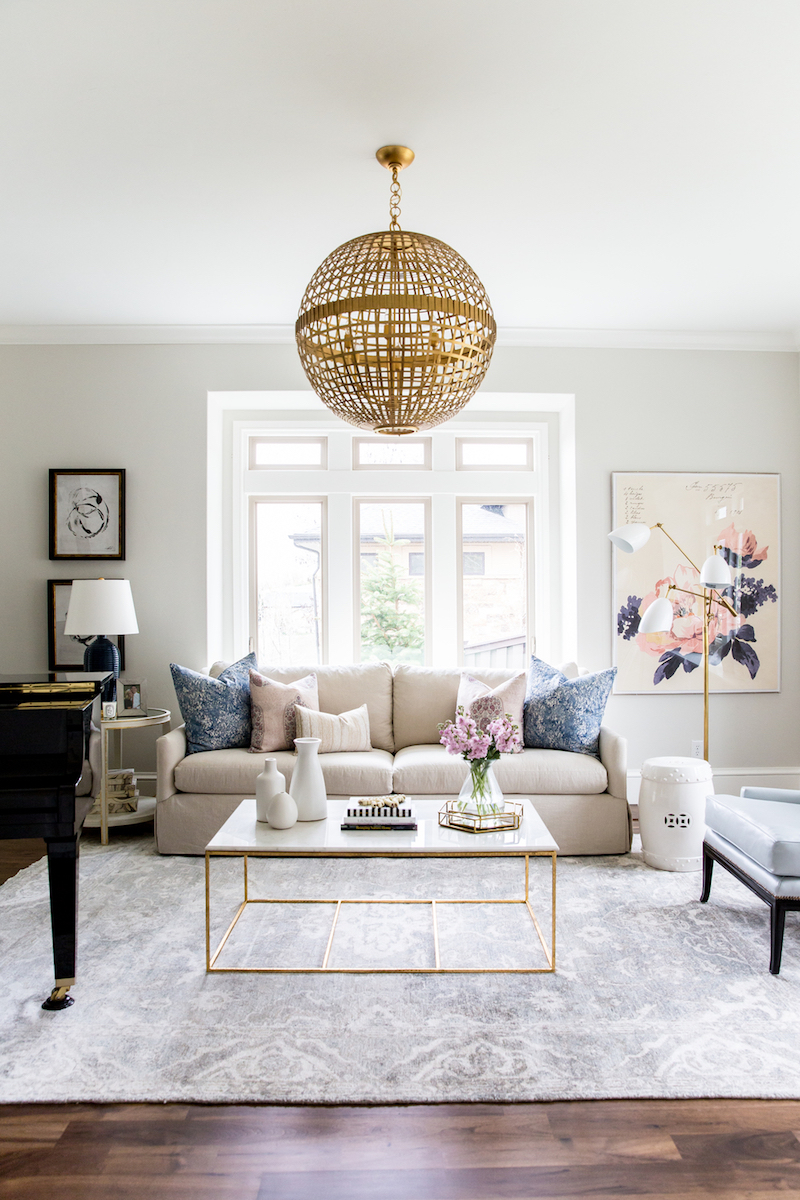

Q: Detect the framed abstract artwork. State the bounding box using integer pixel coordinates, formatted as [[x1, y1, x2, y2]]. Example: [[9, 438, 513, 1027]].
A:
[[49, 468, 126, 560], [47, 579, 126, 672], [611, 473, 780, 694]]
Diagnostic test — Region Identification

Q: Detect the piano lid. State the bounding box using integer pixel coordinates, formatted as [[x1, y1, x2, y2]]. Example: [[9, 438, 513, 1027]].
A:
[[0, 672, 111, 709]]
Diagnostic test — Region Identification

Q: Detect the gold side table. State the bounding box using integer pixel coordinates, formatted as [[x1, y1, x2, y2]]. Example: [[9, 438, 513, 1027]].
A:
[[88, 707, 171, 845]]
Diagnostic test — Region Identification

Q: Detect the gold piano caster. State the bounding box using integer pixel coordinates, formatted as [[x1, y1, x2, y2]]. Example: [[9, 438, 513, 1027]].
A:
[[42, 985, 74, 1011]]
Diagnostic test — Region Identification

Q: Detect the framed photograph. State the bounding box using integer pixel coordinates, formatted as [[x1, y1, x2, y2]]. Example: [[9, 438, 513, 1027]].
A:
[[612, 473, 780, 694], [49, 469, 126, 560], [47, 579, 126, 672], [116, 678, 147, 718]]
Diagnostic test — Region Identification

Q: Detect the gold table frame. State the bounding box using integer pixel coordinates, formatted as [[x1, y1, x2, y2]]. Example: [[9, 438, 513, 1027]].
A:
[[205, 849, 556, 975]]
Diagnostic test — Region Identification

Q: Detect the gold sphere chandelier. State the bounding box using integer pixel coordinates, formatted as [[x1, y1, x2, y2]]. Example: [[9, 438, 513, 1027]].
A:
[[295, 146, 497, 436]]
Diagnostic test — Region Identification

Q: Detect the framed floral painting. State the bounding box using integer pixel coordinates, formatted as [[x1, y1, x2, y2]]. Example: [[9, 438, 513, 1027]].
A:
[[612, 473, 780, 694]]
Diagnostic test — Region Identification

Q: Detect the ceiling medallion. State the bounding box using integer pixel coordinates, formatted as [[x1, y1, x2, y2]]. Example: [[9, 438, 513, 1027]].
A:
[[295, 146, 497, 436]]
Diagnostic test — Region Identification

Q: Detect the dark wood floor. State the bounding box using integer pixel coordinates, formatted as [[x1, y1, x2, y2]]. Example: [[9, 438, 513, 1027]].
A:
[[4, 839, 800, 1198], [2, 1100, 800, 1198]]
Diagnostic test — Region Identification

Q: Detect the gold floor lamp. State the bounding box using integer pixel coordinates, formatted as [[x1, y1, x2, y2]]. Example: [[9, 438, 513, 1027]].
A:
[[608, 522, 735, 763]]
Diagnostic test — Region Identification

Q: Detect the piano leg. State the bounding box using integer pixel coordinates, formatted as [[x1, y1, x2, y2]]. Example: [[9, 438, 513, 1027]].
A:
[[41, 835, 79, 1010]]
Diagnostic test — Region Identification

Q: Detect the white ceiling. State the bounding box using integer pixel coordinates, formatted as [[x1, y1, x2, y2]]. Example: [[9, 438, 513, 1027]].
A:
[[2, 0, 800, 345]]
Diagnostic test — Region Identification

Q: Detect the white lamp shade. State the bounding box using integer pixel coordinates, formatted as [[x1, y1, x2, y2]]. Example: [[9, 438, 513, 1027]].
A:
[[638, 596, 674, 634], [608, 523, 651, 554], [64, 579, 139, 635], [699, 553, 732, 589]]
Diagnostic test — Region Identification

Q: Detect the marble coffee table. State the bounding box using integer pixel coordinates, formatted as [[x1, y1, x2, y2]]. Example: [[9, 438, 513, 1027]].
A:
[[205, 797, 558, 975]]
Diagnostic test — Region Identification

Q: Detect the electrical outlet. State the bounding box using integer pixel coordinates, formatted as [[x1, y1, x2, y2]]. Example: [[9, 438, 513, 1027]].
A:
[[691, 740, 703, 760]]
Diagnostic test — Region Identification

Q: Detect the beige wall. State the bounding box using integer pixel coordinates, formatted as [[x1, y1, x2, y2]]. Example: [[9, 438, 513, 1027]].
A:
[[0, 341, 797, 775]]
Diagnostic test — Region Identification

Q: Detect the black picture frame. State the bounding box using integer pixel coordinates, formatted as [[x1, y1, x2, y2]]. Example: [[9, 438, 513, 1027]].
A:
[[47, 579, 126, 672], [49, 468, 126, 560]]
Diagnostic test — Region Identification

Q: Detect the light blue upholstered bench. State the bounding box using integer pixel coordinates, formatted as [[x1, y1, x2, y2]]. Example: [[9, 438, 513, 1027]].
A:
[[702, 787, 800, 974]]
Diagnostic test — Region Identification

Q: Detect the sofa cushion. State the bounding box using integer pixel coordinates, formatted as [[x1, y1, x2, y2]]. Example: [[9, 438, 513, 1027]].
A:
[[254, 662, 394, 753], [393, 665, 527, 751], [706, 794, 800, 877], [523, 657, 615, 756], [175, 747, 394, 796], [392, 744, 608, 796], [170, 653, 257, 754]]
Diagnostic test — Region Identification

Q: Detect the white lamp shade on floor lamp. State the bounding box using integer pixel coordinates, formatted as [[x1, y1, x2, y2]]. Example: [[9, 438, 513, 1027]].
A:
[[699, 553, 733, 590], [638, 597, 674, 634], [608, 523, 651, 554], [64, 579, 139, 635]]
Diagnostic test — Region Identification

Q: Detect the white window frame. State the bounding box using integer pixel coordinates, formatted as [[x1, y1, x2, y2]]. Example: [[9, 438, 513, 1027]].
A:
[[455, 436, 534, 472], [353, 496, 432, 664], [248, 435, 328, 470], [456, 497, 535, 668], [249, 494, 328, 665], [208, 391, 576, 669], [353, 436, 432, 471]]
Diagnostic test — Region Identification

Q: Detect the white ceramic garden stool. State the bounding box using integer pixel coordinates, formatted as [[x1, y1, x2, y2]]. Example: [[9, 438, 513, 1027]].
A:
[[639, 756, 714, 872]]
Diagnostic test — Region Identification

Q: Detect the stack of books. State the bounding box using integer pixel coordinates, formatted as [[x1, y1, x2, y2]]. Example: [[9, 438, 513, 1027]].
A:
[[91, 768, 139, 816], [341, 795, 416, 830]]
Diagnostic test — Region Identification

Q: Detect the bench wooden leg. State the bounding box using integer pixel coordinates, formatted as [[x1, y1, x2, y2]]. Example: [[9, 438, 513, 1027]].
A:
[[770, 902, 786, 975], [700, 843, 714, 903]]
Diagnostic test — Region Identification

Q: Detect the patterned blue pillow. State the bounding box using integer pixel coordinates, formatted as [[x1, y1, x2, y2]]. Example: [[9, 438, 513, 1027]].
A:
[[523, 657, 616, 756], [170, 653, 257, 754]]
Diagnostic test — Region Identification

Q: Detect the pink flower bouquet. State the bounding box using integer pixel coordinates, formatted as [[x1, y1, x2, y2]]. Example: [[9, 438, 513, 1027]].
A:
[[438, 707, 522, 815]]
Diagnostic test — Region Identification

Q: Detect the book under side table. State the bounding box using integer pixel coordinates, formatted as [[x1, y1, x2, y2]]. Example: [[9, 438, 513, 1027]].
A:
[[205, 797, 559, 975]]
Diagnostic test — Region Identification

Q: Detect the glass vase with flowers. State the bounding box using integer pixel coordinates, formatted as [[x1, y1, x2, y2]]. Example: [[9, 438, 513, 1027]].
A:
[[438, 707, 523, 816]]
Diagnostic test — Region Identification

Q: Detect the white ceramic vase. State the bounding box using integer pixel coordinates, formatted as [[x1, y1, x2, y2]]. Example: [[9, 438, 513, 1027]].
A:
[[290, 737, 327, 821], [265, 790, 298, 829], [255, 758, 286, 823]]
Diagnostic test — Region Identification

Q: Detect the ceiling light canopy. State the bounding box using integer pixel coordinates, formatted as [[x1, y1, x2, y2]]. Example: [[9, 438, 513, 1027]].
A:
[[295, 146, 497, 436]]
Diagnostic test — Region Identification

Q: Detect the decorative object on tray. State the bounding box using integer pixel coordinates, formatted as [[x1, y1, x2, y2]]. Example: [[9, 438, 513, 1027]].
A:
[[265, 791, 298, 830], [255, 758, 287, 823], [47, 579, 126, 672], [438, 798, 523, 834], [49, 468, 126, 560], [289, 736, 327, 821], [341, 796, 416, 830], [91, 768, 138, 816], [115, 678, 148, 718], [63, 578, 138, 684], [438, 707, 522, 816], [610, 473, 780, 700]]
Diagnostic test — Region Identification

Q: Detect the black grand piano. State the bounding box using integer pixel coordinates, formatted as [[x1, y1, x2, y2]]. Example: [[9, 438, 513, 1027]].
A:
[[0, 672, 110, 1010]]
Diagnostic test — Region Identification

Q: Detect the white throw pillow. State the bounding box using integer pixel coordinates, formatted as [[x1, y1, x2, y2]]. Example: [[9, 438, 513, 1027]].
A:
[[295, 704, 372, 753], [456, 671, 526, 732]]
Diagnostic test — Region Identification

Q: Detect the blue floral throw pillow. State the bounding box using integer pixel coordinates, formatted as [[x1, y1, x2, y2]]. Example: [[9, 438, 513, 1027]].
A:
[[170, 653, 257, 755], [523, 657, 616, 756]]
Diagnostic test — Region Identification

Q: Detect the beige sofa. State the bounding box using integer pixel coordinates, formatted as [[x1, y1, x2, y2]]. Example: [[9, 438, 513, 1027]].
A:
[[156, 662, 630, 856]]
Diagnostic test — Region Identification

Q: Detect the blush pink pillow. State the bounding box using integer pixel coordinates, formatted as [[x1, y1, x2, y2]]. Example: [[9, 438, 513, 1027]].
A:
[[249, 670, 319, 752], [456, 672, 526, 733]]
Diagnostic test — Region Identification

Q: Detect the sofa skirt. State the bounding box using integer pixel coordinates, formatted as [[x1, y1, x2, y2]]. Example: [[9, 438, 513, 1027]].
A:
[[155, 791, 632, 857]]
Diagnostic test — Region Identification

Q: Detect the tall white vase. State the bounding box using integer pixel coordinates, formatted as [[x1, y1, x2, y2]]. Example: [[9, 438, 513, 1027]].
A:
[[255, 758, 286, 823], [290, 737, 327, 821]]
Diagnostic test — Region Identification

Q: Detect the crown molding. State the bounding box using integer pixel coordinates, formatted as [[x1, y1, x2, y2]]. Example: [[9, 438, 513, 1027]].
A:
[[0, 323, 797, 351]]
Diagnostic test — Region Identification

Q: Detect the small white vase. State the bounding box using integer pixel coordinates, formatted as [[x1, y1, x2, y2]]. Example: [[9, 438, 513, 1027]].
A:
[[266, 790, 298, 829], [255, 758, 286, 823], [290, 737, 327, 821]]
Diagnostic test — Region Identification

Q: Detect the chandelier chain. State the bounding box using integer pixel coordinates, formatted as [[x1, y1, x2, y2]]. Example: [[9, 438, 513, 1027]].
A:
[[389, 167, 402, 231]]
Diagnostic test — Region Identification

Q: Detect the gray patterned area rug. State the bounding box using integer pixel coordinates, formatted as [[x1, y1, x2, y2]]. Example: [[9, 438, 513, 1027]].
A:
[[1, 831, 800, 1104]]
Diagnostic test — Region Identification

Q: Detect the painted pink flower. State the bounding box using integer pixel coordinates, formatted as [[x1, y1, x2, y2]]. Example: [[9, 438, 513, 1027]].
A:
[[719, 522, 768, 564]]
